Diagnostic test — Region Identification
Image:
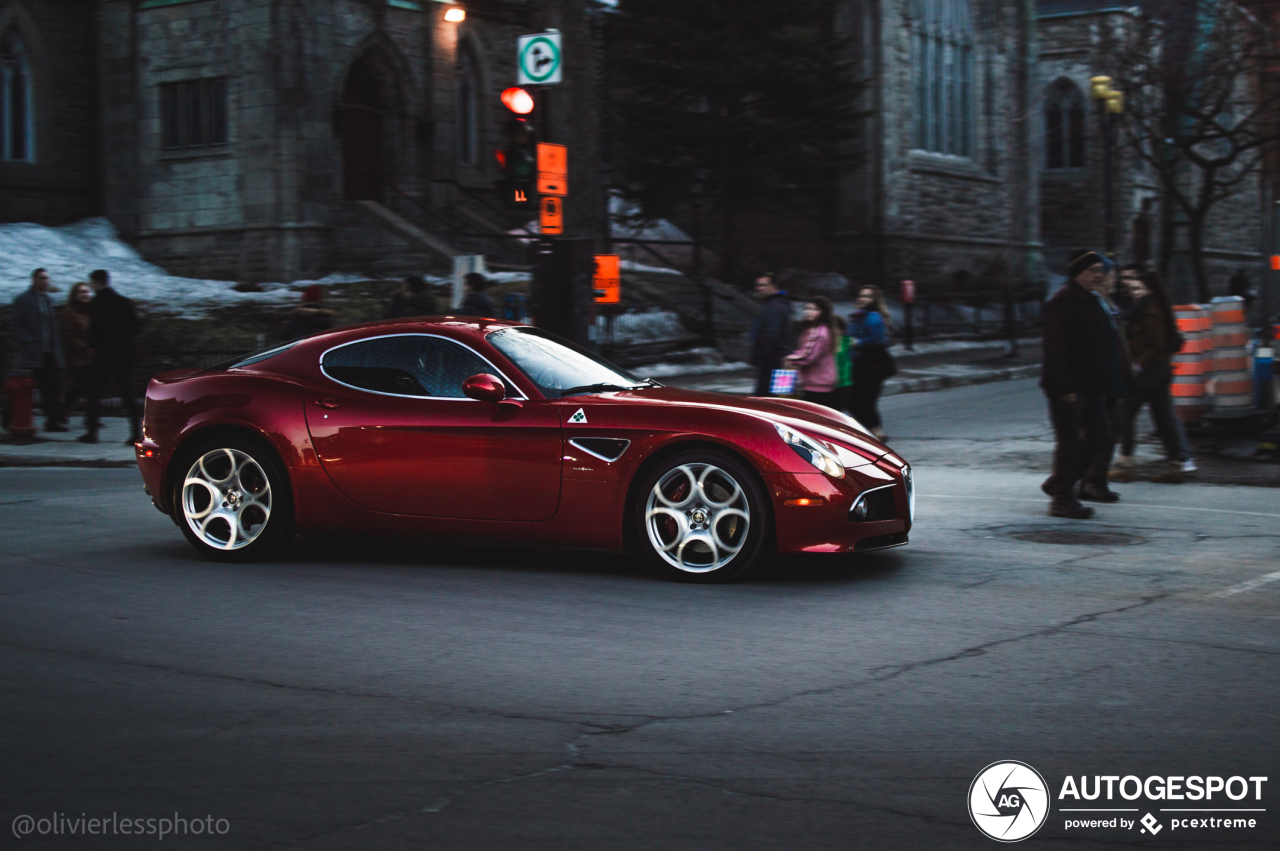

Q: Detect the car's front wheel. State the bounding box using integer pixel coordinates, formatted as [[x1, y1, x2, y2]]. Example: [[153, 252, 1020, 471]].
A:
[[635, 450, 768, 582], [172, 436, 294, 562]]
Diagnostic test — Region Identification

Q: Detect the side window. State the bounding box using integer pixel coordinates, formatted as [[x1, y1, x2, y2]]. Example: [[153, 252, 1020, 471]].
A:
[[322, 336, 494, 398]]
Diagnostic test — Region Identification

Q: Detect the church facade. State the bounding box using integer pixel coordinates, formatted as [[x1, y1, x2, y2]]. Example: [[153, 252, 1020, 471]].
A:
[[837, 0, 1041, 295], [0, 0, 1264, 297]]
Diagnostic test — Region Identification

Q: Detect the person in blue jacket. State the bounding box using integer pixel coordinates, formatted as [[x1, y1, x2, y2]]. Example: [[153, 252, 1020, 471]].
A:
[[847, 285, 895, 441]]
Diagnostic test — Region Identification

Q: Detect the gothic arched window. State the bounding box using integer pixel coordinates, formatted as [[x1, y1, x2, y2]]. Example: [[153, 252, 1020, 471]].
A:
[[911, 0, 974, 157], [456, 46, 479, 165], [1, 27, 34, 162], [1044, 78, 1085, 169]]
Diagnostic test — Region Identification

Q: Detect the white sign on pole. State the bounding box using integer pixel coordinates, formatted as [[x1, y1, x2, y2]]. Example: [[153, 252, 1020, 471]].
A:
[[517, 31, 562, 86]]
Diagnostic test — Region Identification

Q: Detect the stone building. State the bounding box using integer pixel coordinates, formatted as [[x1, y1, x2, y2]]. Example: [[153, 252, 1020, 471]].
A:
[[90, 0, 601, 282], [1036, 0, 1261, 299], [0, 0, 100, 225], [835, 0, 1041, 294]]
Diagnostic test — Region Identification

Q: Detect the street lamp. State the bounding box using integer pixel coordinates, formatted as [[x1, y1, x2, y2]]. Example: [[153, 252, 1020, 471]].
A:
[[1090, 76, 1124, 256], [444, 4, 466, 23]]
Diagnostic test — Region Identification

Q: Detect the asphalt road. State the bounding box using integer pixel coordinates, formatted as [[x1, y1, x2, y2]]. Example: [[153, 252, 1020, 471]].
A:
[[2, 378, 1277, 849]]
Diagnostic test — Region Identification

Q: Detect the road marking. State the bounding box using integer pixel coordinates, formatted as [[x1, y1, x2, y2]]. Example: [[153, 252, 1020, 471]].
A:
[[1212, 571, 1280, 598], [921, 493, 1280, 520]]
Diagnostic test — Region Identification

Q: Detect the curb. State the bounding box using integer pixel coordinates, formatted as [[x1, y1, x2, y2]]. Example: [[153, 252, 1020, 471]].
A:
[[0, 457, 137, 468], [883, 364, 1040, 397]]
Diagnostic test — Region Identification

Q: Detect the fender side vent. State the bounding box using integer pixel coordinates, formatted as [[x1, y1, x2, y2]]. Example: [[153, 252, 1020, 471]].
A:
[[569, 438, 630, 463]]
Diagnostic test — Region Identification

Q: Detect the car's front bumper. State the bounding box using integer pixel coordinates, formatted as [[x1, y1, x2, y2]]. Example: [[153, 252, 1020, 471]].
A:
[[768, 462, 911, 554]]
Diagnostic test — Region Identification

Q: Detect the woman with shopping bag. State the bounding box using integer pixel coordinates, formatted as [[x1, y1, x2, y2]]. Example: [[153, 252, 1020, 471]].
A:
[[783, 297, 840, 408]]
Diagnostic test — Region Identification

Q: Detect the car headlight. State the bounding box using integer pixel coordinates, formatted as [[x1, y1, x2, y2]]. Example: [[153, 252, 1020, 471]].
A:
[[774, 423, 845, 479]]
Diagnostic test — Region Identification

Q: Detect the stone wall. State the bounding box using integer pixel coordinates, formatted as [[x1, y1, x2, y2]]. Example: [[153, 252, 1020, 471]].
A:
[[0, 0, 100, 226], [98, 0, 602, 283], [837, 0, 1041, 297]]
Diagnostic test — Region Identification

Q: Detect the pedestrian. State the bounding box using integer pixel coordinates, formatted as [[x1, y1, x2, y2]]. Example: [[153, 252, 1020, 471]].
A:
[[384, 274, 437, 319], [81, 269, 141, 444], [748, 273, 792, 396], [1228, 268, 1254, 306], [1039, 251, 1116, 518], [847, 285, 895, 442], [457, 272, 495, 317], [1110, 270, 1196, 483], [832, 313, 854, 413], [1078, 260, 1130, 503], [285, 284, 336, 339], [9, 267, 67, 431], [60, 281, 96, 429], [1115, 263, 1143, 312], [783, 297, 840, 408]]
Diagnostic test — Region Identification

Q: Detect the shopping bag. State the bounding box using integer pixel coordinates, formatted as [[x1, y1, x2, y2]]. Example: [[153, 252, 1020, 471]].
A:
[[769, 368, 798, 396]]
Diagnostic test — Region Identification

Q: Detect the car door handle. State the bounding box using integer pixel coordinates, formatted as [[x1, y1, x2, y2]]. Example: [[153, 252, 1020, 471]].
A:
[[314, 398, 341, 409]]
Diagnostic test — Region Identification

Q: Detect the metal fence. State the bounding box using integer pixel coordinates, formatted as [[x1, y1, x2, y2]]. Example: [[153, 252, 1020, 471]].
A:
[[2, 341, 265, 419], [896, 289, 1043, 340]]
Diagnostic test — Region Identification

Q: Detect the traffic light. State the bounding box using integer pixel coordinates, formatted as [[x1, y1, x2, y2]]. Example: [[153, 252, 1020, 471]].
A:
[[496, 87, 537, 209]]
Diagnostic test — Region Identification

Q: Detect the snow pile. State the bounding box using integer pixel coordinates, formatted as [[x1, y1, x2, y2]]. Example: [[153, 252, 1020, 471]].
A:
[[598, 309, 695, 344], [0, 218, 360, 313]]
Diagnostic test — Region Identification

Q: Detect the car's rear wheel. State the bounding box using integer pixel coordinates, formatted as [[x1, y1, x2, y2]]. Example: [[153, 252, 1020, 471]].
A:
[[172, 436, 294, 562], [635, 450, 768, 582]]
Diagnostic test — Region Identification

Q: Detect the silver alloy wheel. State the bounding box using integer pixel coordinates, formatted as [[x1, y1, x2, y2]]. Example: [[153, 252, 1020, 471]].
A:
[[182, 448, 273, 551], [644, 463, 750, 573]]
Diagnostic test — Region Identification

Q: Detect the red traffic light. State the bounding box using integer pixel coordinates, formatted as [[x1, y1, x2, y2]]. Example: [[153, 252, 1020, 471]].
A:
[[500, 87, 535, 115]]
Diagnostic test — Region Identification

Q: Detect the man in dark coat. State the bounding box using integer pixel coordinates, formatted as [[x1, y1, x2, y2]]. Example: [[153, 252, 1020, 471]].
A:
[[1039, 251, 1117, 518], [749, 274, 792, 395], [80, 269, 141, 444], [385, 274, 438, 319], [9, 268, 67, 431], [456, 272, 495, 317]]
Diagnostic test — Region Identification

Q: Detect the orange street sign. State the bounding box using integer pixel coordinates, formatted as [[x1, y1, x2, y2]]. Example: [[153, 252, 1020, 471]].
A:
[[537, 143, 568, 196], [1271, 255, 1280, 271], [593, 254, 620, 304], [539, 195, 563, 235]]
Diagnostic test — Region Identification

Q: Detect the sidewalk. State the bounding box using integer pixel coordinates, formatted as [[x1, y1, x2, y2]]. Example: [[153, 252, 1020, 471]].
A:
[[0, 418, 139, 467], [662, 338, 1042, 395]]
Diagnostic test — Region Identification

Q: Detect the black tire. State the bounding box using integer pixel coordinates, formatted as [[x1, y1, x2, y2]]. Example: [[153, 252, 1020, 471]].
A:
[[633, 450, 769, 583], [171, 434, 295, 562]]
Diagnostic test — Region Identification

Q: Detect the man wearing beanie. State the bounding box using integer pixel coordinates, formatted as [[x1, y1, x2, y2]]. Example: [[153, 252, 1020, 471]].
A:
[[1039, 251, 1116, 518]]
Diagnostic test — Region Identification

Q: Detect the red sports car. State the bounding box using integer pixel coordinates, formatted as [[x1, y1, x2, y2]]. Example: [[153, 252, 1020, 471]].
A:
[[135, 318, 913, 582]]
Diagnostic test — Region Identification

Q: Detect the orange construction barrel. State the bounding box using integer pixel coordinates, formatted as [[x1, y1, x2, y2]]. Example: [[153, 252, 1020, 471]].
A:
[[1208, 296, 1254, 418], [1172, 305, 1210, 422]]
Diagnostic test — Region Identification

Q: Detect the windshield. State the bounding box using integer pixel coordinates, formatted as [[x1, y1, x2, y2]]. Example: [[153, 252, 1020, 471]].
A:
[[487, 327, 647, 398]]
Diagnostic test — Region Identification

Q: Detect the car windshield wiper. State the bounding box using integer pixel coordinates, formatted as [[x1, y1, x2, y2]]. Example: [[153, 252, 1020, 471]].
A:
[[558, 382, 635, 397]]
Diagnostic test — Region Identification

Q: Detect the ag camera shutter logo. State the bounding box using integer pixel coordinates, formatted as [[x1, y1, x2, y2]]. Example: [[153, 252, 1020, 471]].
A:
[[968, 761, 1051, 842]]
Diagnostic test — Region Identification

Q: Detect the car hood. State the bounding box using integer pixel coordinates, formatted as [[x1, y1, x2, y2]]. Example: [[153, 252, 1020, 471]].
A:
[[589, 385, 892, 462]]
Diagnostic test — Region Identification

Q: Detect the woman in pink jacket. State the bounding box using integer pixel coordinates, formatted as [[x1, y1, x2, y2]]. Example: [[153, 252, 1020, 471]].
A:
[[784, 296, 840, 408]]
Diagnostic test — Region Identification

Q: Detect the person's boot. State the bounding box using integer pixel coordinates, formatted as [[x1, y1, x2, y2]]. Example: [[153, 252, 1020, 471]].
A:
[[1049, 496, 1095, 519], [1150, 461, 1186, 484], [1078, 481, 1120, 502], [1107, 454, 1135, 482], [77, 429, 98, 444], [45, 420, 69, 433]]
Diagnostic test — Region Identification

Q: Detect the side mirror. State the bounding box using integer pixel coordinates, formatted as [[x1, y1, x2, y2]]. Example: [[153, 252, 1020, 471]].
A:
[[462, 373, 506, 403]]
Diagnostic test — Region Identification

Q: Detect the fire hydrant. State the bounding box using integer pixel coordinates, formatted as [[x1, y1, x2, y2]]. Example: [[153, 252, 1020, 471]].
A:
[[2, 373, 37, 436]]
